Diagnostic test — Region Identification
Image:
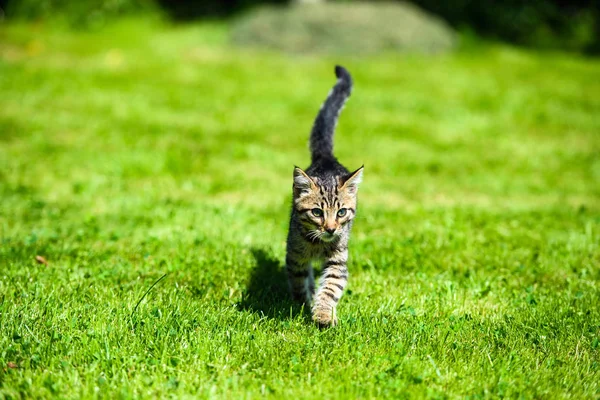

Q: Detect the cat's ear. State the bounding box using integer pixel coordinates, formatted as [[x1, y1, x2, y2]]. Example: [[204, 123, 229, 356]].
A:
[[340, 166, 364, 195], [293, 167, 316, 198]]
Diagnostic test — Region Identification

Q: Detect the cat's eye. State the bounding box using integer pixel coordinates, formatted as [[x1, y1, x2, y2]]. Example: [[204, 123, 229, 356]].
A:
[[311, 208, 324, 217], [337, 208, 347, 218]]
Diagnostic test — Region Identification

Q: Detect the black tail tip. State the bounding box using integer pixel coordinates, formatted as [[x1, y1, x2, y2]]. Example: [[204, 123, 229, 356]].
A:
[[334, 65, 352, 83]]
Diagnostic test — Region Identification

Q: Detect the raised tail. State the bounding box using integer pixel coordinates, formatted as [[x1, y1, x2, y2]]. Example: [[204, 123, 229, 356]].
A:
[[310, 65, 353, 162]]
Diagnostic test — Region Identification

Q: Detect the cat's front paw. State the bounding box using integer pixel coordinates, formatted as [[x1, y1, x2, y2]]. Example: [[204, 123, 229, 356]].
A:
[[291, 292, 312, 307], [312, 307, 338, 328]]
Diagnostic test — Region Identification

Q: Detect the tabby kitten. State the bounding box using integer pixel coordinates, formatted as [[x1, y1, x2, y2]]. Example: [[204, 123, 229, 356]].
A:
[[286, 65, 363, 328]]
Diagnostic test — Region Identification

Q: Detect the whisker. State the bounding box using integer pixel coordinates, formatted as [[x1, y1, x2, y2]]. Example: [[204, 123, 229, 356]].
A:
[[307, 230, 320, 241]]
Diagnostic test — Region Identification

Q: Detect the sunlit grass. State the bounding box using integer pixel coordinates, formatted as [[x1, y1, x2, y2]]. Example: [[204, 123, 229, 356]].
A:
[[1, 18, 599, 398]]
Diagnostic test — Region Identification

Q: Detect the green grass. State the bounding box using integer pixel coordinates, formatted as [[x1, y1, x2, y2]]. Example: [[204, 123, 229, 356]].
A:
[[1, 17, 599, 399]]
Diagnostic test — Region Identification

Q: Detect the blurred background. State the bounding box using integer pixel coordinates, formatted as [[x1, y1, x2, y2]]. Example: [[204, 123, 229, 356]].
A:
[[0, 0, 598, 53], [1, 0, 598, 218]]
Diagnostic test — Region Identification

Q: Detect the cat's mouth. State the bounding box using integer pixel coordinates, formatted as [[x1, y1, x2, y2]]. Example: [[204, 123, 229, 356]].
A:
[[320, 232, 337, 242]]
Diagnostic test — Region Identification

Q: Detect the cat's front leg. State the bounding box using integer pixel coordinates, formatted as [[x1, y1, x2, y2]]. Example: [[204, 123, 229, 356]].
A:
[[286, 249, 315, 306], [312, 249, 348, 327]]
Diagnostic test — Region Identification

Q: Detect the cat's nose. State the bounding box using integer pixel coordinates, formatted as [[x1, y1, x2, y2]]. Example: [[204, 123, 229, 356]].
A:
[[325, 227, 336, 234]]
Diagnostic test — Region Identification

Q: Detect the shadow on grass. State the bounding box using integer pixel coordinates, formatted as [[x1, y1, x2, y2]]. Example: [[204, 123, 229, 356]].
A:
[[239, 248, 308, 321]]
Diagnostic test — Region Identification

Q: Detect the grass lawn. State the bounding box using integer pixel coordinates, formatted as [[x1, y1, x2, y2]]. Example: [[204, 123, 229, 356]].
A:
[[1, 17, 599, 399]]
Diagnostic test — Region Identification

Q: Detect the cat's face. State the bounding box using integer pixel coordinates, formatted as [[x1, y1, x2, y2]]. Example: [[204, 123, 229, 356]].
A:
[[293, 166, 363, 242]]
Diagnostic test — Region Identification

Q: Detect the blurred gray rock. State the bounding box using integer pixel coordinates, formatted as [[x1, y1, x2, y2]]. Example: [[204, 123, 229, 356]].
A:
[[231, 1, 457, 54]]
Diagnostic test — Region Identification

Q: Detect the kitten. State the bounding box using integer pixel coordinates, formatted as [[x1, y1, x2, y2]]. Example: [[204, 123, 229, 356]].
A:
[[286, 65, 363, 328]]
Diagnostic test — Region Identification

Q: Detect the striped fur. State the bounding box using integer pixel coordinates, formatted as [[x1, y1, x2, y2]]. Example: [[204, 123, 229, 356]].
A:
[[286, 65, 363, 328]]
